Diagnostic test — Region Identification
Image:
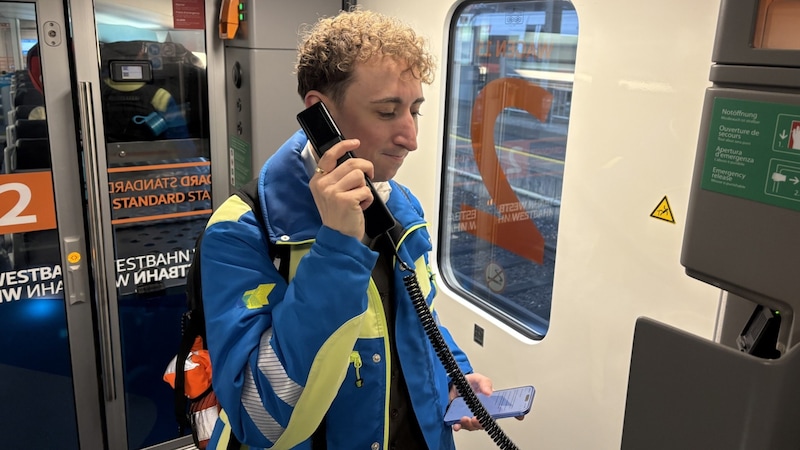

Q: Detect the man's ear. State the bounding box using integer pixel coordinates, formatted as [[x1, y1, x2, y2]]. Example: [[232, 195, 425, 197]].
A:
[[304, 91, 325, 108]]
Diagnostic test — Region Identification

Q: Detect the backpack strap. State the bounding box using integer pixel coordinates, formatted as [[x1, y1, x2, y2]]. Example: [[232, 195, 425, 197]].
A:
[[234, 178, 289, 281], [174, 230, 206, 434], [233, 178, 264, 228]]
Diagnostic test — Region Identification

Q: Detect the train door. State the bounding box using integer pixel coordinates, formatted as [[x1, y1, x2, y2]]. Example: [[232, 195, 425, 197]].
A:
[[0, 0, 218, 448]]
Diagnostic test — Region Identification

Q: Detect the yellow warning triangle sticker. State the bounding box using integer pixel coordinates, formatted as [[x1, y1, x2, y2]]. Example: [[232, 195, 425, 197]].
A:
[[650, 196, 675, 224]]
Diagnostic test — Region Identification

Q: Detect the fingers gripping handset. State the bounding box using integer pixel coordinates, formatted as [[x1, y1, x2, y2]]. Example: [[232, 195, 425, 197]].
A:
[[297, 101, 396, 238]]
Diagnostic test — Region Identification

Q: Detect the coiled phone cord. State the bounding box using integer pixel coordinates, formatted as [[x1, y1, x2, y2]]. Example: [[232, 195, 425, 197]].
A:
[[389, 247, 520, 450]]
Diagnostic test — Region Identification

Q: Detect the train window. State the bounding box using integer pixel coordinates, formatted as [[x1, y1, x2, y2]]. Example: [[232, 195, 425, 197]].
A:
[[439, 0, 577, 338]]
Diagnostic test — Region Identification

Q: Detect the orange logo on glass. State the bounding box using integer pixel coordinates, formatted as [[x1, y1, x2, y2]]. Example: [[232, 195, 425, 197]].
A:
[[0, 171, 57, 234], [67, 252, 81, 264]]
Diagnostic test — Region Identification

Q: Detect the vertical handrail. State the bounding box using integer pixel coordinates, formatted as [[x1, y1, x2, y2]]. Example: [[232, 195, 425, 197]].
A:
[[76, 81, 116, 401]]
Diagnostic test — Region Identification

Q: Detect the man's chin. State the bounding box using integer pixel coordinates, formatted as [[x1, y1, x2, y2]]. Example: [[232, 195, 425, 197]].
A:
[[375, 171, 399, 183]]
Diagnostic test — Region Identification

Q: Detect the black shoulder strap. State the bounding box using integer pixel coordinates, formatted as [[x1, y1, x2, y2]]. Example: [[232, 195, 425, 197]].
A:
[[175, 228, 206, 434], [233, 178, 265, 229], [234, 178, 290, 282]]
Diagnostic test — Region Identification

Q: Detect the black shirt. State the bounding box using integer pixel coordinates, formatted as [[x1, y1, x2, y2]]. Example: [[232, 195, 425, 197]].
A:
[[372, 233, 429, 450]]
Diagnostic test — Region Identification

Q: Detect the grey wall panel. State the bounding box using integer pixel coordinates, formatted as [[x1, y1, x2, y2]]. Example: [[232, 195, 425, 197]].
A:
[[225, 47, 304, 184], [228, 1, 341, 50]]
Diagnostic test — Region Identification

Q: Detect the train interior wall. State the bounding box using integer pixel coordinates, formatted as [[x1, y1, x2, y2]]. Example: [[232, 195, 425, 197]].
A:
[[363, 1, 724, 449]]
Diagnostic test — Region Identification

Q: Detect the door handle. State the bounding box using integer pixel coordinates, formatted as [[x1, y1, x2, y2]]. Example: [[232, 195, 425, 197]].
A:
[[77, 80, 117, 402]]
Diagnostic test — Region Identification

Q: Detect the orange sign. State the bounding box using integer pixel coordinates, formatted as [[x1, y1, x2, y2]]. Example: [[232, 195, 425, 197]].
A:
[[107, 161, 212, 225], [461, 77, 553, 264], [0, 171, 57, 234]]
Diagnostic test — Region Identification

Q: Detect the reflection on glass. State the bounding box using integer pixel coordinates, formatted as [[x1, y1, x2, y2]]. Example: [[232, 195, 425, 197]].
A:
[[0, 3, 79, 448], [440, 0, 577, 337], [93, 0, 212, 446]]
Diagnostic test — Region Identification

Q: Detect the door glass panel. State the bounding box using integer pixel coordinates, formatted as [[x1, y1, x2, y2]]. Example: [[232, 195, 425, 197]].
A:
[[0, 3, 79, 448], [94, 1, 211, 447]]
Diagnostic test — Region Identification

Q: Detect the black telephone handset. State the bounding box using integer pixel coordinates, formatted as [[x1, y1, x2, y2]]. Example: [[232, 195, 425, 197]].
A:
[[297, 101, 396, 238]]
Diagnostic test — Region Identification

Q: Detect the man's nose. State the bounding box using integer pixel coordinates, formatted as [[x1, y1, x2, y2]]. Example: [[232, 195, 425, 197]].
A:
[[394, 112, 418, 151]]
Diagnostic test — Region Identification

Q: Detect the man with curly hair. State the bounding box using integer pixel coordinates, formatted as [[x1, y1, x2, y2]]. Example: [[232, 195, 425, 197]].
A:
[[201, 9, 493, 449]]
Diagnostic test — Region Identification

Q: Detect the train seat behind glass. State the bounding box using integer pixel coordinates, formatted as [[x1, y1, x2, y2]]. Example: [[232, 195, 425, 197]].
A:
[[11, 82, 43, 109], [9, 229, 59, 269], [13, 104, 41, 121], [4, 138, 50, 172], [11, 44, 45, 109], [12, 119, 48, 140]]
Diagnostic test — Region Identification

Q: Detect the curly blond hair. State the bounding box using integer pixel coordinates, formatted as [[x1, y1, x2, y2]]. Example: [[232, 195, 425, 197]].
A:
[[295, 9, 435, 105]]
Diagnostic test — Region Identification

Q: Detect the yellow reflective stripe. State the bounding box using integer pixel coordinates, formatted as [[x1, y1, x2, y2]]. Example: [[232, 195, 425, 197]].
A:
[[271, 313, 365, 448], [216, 409, 251, 449], [214, 409, 238, 450], [381, 283, 392, 450], [413, 256, 432, 301], [357, 279, 384, 339], [391, 223, 432, 302], [206, 195, 251, 228], [286, 242, 313, 281]]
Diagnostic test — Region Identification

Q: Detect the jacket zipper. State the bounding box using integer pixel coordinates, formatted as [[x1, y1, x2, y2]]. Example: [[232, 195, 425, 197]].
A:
[[349, 351, 363, 387]]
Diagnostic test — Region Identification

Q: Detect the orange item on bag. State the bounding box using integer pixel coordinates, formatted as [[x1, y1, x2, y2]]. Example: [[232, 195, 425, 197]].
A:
[[163, 336, 213, 399]]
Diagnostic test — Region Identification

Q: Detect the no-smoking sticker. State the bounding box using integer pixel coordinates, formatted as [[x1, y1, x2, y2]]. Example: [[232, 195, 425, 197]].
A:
[[485, 262, 506, 293]]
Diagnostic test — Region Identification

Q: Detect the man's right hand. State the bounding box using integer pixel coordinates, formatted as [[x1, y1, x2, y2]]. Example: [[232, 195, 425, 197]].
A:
[[309, 138, 375, 239]]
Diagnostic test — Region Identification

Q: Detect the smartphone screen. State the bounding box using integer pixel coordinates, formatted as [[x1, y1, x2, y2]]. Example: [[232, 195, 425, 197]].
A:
[[444, 385, 535, 426]]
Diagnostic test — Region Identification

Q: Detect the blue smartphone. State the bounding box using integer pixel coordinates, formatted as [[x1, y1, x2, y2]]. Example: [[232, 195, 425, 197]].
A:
[[444, 385, 535, 426]]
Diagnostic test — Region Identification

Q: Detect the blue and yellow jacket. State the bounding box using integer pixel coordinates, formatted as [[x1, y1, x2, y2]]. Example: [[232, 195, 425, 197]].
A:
[[202, 130, 473, 449]]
